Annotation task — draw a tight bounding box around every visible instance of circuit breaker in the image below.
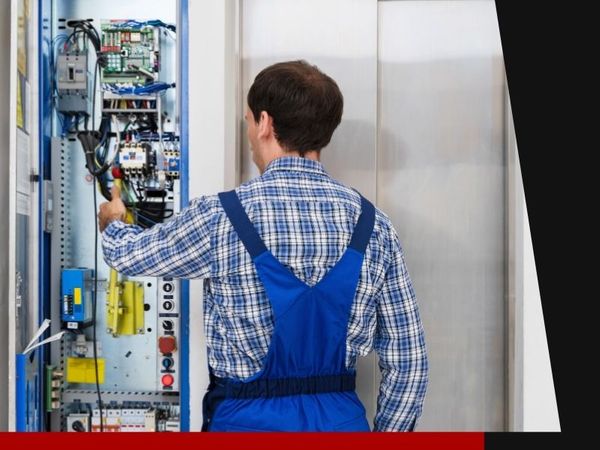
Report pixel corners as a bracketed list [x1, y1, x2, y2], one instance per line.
[38, 0, 187, 432]
[56, 52, 89, 114]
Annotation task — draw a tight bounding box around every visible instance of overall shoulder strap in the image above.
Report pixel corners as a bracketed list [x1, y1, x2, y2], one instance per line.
[347, 193, 376, 254]
[218, 190, 268, 259]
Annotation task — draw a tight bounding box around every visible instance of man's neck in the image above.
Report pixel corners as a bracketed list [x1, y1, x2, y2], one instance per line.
[287, 150, 320, 161]
[259, 148, 320, 174]
[268, 149, 320, 163]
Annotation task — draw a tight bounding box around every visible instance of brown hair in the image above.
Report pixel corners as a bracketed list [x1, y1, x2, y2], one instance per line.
[247, 60, 343, 154]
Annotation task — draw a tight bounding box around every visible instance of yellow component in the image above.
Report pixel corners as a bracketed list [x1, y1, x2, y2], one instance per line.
[66, 357, 105, 384]
[106, 268, 122, 336]
[113, 178, 134, 224]
[121, 281, 145, 335]
[73, 287, 82, 305]
[124, 209, 135, 224]
[16, 76, 23, 129]
[106, 273, 145, 336]
[105, 181, 143, 336]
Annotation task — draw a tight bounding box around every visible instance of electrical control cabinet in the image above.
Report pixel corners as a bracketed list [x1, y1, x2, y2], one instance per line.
[30, 0, 189, 432]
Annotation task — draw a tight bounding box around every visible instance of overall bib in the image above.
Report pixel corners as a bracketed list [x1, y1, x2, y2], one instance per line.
[202, 190, 375, 432]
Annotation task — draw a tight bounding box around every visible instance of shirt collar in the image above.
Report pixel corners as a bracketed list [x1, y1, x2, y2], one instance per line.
[264, 156, 329, 177]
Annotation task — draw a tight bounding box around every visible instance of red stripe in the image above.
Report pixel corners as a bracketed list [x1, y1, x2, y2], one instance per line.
[0, 432, 484, 450]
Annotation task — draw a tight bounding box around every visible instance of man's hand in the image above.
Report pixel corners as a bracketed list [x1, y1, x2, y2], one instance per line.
[98, 185, 127, 232]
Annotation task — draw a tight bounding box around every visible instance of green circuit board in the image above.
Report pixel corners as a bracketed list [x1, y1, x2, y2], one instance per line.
[101, 21, 159, 84]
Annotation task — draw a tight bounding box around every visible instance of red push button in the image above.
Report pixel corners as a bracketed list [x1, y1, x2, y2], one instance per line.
[161, 374, 174, 387]
[158, 335, 177, 354]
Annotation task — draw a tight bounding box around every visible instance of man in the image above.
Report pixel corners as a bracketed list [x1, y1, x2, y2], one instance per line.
[99, 60, 428, 431]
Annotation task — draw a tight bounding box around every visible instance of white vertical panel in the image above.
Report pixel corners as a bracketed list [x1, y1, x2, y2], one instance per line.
[7, 0, 18, 432]
[7, 0, 40, 430]
[506, 93, 523, 431]
[0, 0, 12, 432]
[27, 0, 40, 372]
[187, 0, 239, 430]
[378, 1, 506, 430]
[241, 0, 379, 424]
[521, 165, 560, 431]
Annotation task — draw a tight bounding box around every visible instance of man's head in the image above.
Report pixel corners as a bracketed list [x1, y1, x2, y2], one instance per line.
[245, 60, 343, 172]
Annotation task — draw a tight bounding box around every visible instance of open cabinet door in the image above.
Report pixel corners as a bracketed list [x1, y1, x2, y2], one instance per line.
[9, 0, 41, 432]
[0, 0, 11, 433]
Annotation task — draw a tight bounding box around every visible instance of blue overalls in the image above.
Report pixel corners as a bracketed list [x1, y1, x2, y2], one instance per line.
[202, 189, 375, 432]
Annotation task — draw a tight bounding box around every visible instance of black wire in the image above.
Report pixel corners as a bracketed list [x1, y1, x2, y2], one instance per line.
[64, 30, 86, 52]
[96, 118, 111, 162]
[98, 177, 112, 201]
[65, 20, 105, 133]
[135, 214, 157, 228]
[135, 181, 145, 200]
[92, 59, 99, 131]
[66, 20, 102, 53]
[92, 179, 104, 432]
[136, 210, 165, 221]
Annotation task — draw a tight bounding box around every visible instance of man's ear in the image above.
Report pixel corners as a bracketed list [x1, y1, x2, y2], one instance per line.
[257, 110, 273, 140]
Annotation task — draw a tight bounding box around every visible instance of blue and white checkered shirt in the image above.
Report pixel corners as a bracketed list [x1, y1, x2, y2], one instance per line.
[102, 156, 428, 431]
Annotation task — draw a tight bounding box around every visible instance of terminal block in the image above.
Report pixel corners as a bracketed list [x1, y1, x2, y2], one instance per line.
[45, 365, 63, 412]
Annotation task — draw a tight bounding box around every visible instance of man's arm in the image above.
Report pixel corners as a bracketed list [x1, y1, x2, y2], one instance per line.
[373, 229, 428, 431]
[100, 195, 215, 278]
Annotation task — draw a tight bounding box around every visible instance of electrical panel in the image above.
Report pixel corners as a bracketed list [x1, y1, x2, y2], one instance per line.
[45, 2, 184, 432]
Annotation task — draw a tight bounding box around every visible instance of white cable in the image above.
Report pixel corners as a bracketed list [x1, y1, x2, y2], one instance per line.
[106, 114, 122, 167]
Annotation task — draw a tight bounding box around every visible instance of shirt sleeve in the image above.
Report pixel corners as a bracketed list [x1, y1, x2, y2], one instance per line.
[373, 227, 429, 431]
[101, 196, 216, 279]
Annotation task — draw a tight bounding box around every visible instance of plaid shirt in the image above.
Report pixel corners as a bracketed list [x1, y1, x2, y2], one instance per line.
[102, 156, 428, 431]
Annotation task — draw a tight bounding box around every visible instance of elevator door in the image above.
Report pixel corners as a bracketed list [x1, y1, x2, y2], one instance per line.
[240, 0, 507, 430]
[377, 0, 506, 430]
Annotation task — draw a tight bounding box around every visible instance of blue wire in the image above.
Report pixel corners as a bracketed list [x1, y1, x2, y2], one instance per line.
[105, 82, 175, 96]
[111, 19, 175, 32]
